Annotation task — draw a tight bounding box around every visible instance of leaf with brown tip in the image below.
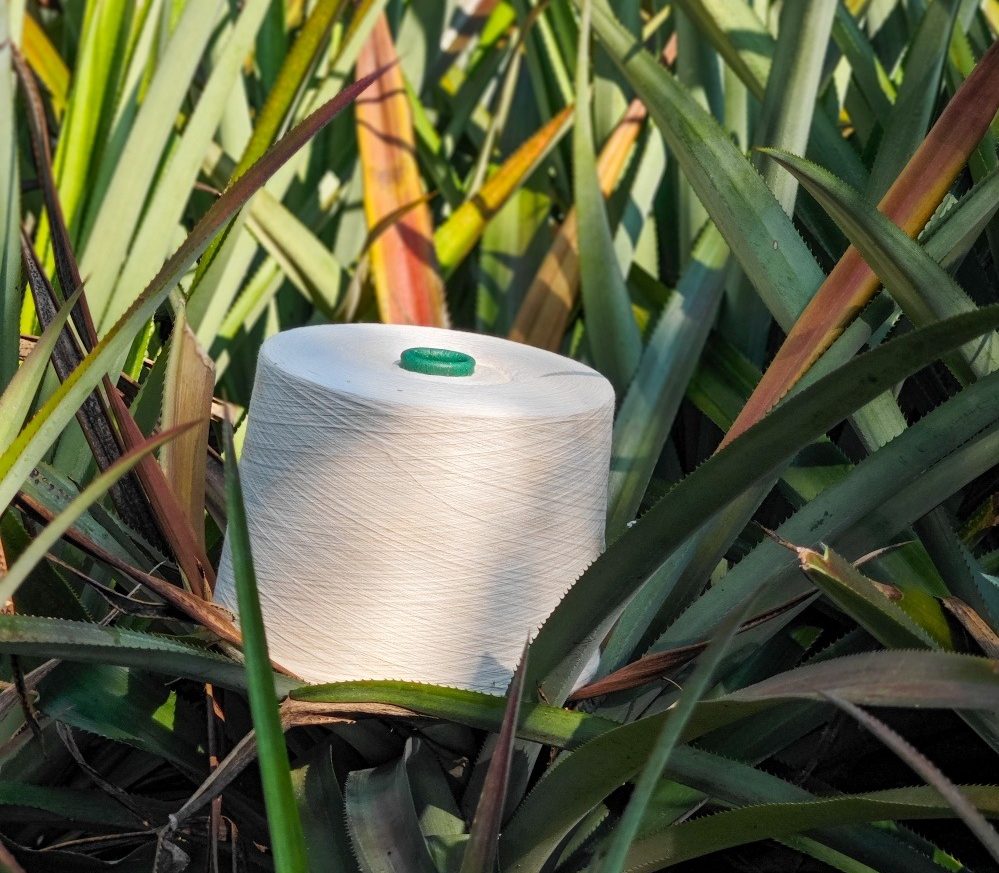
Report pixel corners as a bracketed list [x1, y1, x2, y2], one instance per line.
[356, 14, 448, 326]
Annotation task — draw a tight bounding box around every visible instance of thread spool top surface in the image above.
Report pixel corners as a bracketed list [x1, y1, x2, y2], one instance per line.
[259, 324, 613, 418]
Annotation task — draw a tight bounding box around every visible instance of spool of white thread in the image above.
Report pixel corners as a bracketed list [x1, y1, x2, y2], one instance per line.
[215, 324, 614, 693]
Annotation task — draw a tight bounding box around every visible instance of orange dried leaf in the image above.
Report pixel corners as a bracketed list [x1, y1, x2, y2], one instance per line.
[355, 14, 447, 326]
[161, 310, 215, 551]
[509, 99, 646, 350]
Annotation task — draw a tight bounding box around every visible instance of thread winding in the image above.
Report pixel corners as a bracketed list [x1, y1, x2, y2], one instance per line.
[215, 324, 614, 693]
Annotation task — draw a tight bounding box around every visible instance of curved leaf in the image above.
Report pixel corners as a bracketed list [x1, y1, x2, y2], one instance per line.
[764, 148, 999, 381]
[526, 306, 999, 703]
[623, 785, 999, 871]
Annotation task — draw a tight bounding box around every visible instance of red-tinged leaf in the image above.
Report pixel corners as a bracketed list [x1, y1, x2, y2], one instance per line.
[0, 421, 198, 606]
[459, 644, 527, 873]
[509, 100, 646, 350]
[567, 591, 816, 702]
[0, 841, 27, 873]
[16, 489, 245, 649]
[436, 105, 575, 278]
[721, 40, 999, 448]
[355, 14, 448, 326]
[16, 49, 219, 594]
[105, 387, 216, 598]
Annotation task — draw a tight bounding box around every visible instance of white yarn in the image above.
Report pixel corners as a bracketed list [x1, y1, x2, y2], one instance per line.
[215, 324, 614, 694]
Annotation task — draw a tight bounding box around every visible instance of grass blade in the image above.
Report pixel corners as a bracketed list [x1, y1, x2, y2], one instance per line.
[223, 420, 308, 873]
[572, 0, 641, 393]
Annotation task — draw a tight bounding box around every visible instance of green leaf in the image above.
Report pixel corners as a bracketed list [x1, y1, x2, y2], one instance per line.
[623, 785, 999, 870]
[866, 0, 959, 200]
[0, 11, 18, 390]
[826, 696, 999, 866]
[587, 0, 822, 334]
[292, 679, 617, 750]
[191, 0, 351, 298]
[106, 0, 276, 332]
[607, 225, 728, 534]
[922, 165, 999, 272]
[655, 370, 999, 652]
[78, 0, 222, 329]
[40, 0, 131, 254]
[595, 579, 769, 873]
[764, 148, 999, 382]
[720, 0, 835, 363]
[0, 286, 83, 452]
[345, 740, 439, 873]
[295, 650, 999, 753]
[0, 614, 301, 694]
[37, 662, 203, 776]
[527, 307, 999, 704]
[500, 649, 999, 872]
[673, 0, 867, 191]
[292, 741, 358, 873]
[0, 70, 381, 516]
[830, 3, 894, 122]
[573, 1, 641, 393]
[223, 420, 308, 873]
[798, 545, 945, 650]
[0, 782, 160, 829]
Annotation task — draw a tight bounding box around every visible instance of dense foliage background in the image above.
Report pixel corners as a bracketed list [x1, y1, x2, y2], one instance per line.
[2, 0, 999, 870]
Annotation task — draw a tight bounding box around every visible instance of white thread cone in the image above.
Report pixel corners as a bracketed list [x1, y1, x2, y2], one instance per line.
[215, 324, 614, 693]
